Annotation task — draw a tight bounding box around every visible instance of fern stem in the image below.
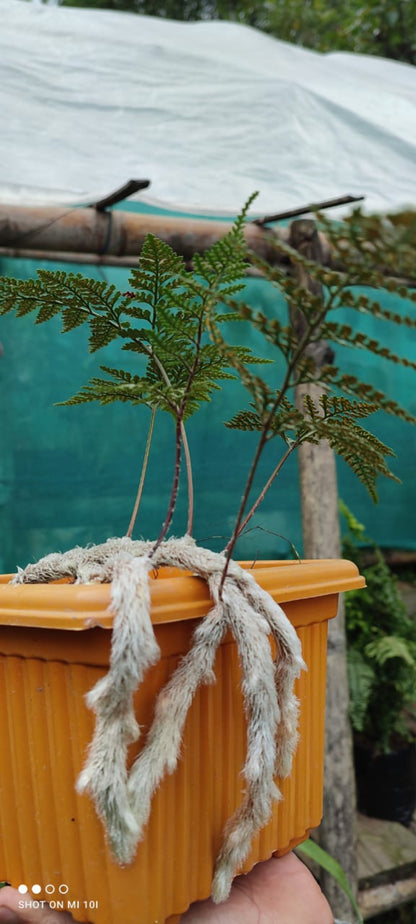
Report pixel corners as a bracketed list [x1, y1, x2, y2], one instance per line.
[232, 440, 301, 541]
[220, 428, 270, 590]
[151, 418, 182, 555]
[218, 278, 335, 590]
[125, 407, 157, 539]
[181, 422, 194, 536]
[150, 345, 198, 550]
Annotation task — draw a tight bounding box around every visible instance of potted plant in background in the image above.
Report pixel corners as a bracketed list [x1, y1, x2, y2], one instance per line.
[342, 502, 416, 827]
[0, 198, 415, 924]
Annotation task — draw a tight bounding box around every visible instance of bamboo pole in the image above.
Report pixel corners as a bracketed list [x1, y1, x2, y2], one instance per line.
[0, 246, 267, 274]
[0, 247, 149, 269]
[0, 204, 289, 265]
[1, 205, 415, 288]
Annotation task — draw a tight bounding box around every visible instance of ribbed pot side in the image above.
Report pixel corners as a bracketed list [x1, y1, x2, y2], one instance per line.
[0, 559, 364, 924]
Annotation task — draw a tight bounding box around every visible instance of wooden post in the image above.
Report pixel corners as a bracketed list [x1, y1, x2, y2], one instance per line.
[289, 219, 358, 919]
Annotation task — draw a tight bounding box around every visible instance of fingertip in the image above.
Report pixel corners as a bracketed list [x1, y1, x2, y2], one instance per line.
[0, 907, 20, 923]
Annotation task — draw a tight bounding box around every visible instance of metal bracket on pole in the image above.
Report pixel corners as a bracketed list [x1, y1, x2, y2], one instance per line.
[252, 194, 365, 227]
[92, 179, 151, 212]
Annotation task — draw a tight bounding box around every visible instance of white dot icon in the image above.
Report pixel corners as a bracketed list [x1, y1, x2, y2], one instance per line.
[18, 885, 28, 894]
[32, 885, 42, 895]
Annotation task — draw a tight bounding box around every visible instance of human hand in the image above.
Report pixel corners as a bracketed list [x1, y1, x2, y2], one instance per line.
[0, 853, 334, 924]
[180, 852, 334, 923]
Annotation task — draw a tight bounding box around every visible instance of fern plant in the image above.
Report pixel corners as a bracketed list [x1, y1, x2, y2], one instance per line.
[208, 206, 416, 568]
[0, 201, 415, 566]
[1, 199, 416, 895]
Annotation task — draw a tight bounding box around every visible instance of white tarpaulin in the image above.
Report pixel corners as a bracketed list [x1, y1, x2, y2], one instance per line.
[1, 0, 415, 216]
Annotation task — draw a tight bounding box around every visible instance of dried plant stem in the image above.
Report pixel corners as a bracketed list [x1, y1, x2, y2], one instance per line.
[125, 407, 157, 539]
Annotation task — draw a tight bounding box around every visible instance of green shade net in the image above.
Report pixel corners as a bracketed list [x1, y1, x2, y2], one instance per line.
[1, 223, 416, 574]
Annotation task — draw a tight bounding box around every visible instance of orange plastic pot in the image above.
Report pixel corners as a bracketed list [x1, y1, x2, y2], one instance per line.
[0, 559, 364, 924]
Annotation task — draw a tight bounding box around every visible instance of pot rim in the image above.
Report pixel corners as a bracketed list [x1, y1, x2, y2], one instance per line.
[0, 558, 365, 630]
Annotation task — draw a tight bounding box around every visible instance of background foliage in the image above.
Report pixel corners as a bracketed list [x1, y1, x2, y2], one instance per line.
[342, 502, 416, 752]
[59, 0, 416, 65]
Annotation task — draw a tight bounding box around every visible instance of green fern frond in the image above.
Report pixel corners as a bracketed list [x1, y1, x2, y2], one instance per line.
[121, 336, 155, 356]
[45, 273, 120, 316]
[214, 311, 245, 324]
[128, 234, 186, 313]
[0, 270, 122, 341]
[339, 291, 416, 326]
[99, 366, 142, 384]
[61, 305, 90, 333]
[302, 392, 382, 431]
[226, 396, 305, 441]
[56, 375, 153, 407]
[192, 235, 245, 283]
[329, 424, 397, 500]
[300, 394, 398, 500]
[321, 369, 416, 425]
[322, 322, 416, 370]
[89, 317, 119, 352]
[347, 649, 376, 733]
[321, 394, 380, 422]
[0, 275, 65, 319]
[365, 636, 416, 668]
[191, 194, 256, 291]
[232, 300, 294, 355]
[229, 345, 272, 367]
[226, 410, 264, 432]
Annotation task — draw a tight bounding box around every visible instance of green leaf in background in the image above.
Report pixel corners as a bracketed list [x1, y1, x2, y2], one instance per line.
[339, 499, 366, 543]
[297, 838, 364, 924]
[365, 635, 416, 668]
[347, 648, 376, 732]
